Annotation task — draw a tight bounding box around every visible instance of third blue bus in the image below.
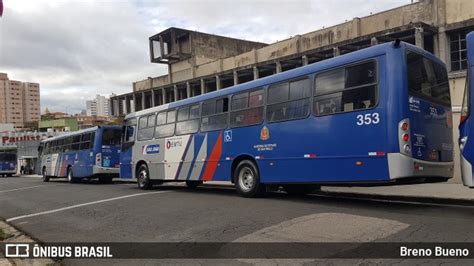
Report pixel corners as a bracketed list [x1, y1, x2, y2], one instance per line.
[37, 126, 121, 183]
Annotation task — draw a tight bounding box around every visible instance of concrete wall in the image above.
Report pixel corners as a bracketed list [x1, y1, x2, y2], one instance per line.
[446, 0, 474, 24]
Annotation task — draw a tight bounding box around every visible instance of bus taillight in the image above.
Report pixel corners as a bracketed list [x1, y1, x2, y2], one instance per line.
[399, 119, 411, 156]
[461, 114, 468, 124]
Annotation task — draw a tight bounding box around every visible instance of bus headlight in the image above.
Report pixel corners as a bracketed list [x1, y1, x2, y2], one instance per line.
[460, 136, 468, 151]
[96, 153, 102, 166]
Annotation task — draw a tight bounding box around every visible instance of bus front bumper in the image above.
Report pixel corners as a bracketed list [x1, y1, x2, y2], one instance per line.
[0, 170, 16, 174]
[460, 154, 474, 188]
[92, 165, 119, 175]
[387, 153, 453, 181]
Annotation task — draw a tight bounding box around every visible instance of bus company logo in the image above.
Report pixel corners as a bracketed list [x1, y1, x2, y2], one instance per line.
[143, 144, 160, 155]
[5, 244, 30, 258]
[166, 140, 182, 149]
[260, 126, 270, 141]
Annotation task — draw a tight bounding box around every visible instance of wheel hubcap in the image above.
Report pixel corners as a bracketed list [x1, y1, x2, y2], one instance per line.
[238, 167, 255, 192]
[139, 170, 147, 186]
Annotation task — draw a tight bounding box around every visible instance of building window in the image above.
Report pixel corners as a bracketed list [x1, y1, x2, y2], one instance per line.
[450, 30, 470, 71]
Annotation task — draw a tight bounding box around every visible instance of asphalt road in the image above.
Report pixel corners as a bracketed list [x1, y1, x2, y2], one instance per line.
[1, 175, 474, 265]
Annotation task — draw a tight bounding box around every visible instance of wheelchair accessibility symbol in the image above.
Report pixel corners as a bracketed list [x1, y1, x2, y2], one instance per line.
[224, 130, 232, 142]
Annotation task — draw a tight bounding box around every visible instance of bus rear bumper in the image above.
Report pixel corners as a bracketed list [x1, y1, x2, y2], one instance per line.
[387, 153, 453, 181]
[460, 154, 474, 188]
[92, 166, 119, 175]
[0, 170, 16, 174]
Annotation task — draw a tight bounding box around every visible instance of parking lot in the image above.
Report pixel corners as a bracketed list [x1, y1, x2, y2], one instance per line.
[1, 175, 474, 264]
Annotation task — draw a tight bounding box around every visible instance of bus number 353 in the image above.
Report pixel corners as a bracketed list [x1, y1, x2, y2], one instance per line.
[356, 113, 380, 126]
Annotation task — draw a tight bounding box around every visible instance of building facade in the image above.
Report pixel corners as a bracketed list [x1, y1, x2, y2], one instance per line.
[86, 94, 111, 117]
[111, 0, 474, 183]
[0, 73, 40, 129]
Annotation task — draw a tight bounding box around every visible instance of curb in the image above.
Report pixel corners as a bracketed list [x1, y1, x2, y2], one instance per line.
[0, 221, 57, 265]
[316, 190, 474, 207]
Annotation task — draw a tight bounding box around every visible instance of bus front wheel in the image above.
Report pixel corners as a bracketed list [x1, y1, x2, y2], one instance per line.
[234, 160, 265, 198]
[42, 168, 50, 182]
[137, 164, 152, 190]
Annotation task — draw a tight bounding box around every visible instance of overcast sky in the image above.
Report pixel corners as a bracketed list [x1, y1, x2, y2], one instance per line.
[0, 0, 413, 114]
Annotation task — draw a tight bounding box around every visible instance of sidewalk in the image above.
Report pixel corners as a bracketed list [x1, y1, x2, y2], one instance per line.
[320, 183, 474, 205]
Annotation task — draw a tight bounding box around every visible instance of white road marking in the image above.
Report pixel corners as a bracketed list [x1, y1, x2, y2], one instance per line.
[0, 185, 51, 193]
[6, 191, 170, 222]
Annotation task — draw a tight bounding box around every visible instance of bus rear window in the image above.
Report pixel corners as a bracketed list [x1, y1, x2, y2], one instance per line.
[102, 129, 121, 146]
[0, 153, 16, 161]
[407, 51, 450, 106]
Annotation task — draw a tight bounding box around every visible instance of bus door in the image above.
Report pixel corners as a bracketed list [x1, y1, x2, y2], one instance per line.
[120, 120, 136, 179]
[459, 32, 474, 188]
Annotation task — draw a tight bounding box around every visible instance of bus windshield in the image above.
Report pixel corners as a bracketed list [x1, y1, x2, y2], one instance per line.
[0, 153, 17, 161]
[407, 51, 450, 106]
[102, 128, 121, 146]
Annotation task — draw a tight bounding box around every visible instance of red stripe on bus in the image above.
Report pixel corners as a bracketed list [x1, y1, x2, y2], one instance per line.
[202, 132, 223, 181]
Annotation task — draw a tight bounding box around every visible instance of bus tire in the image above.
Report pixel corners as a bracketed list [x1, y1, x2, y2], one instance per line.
[67, 167, 77, 183]
[137, 164, 152, 190]
[185, 180, 202, 189]
[42, 168, 50, 182]
[234, 160, 265, 198]
[284, 184, 318, 196]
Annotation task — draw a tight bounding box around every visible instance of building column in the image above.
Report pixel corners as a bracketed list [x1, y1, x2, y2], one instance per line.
[173, 85, 178, 101]
[415, 26, 424, 49]
[121, 98, 127, 115]
[151, 90, 156, 107]
[302, 55, 308, 66]
[216, 76, 222, 90]
[141, 92, 146, 110]
[436, 29, 449, 65]
[253, 66, 259, 80]
[132, 93, 137, 112]
[370, 37, 378, 46]
[186, 82, 192, 98]
[275, 61, 282, 73]
[200, 79, 206, 95]
[233, 70, 238, 85]
[333, 47, 340, 57]
[162, 88, 166, 104]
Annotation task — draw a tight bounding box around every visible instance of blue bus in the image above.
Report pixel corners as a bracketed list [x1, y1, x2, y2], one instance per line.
[0, 148, 17, 177]
[38, 126, 121, 183]
[459, 32, 474, 188]
[121, 40, 453, 197]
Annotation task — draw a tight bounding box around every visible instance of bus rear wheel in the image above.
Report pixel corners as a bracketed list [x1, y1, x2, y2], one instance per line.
[185, 180, 202, 189]
[137, 164, 152, 190]
[67, 167, 77, 183]
[42, 168, 50, 182]
[234, 160, 265, 198]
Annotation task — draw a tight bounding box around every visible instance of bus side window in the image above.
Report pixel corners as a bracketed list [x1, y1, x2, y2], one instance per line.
[155, 110, 175, 138]
[266, 79, 311, 123]
[314, 61, 377, 116]
[230, 89, 264, 128]
[201, 98, 229, 132]
[176, 104, 200, 135]
[137, 114, 156, 141]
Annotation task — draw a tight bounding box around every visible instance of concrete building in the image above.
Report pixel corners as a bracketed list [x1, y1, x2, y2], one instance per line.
[110, 0, 474, 183]
[0, 73, 40, 129]
[86, 94, 111, 117]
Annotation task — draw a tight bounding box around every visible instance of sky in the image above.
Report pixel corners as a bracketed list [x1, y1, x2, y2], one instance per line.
[0, 0, 413, 114]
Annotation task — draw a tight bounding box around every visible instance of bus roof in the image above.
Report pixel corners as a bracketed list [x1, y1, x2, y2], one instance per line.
[41, 125, 121, 143]
[126, 41, 437, 119]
